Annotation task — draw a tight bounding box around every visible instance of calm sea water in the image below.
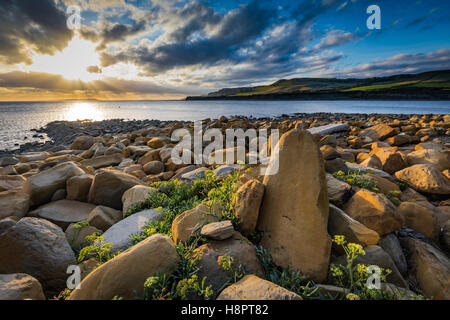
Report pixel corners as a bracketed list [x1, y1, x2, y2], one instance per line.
[0, 100, 449, 150]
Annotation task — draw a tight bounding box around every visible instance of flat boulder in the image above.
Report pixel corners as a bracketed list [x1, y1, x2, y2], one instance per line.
[23, 161, 84, 206]
[69, 234, 179, 300]
[406, 149, 450, 171]
[70, 136, 94, 150]
[0, 190, 30, 219]
[217, 275, 302, 300]
[201, 220, 234, 240]
[80, 154, 123, 169]
[101, 209, 163, 253]
[88, 169, 145, 210]
[395, 164, 450, 195]
[343, 189, 403, 236]
[258, 129, 331, 282]
[28, 200, 96, 230]
[0, 217, 76, 296]
[0, 273, 45, 300]
[360, 124, 396, 141]
[307, 123, 349, 136]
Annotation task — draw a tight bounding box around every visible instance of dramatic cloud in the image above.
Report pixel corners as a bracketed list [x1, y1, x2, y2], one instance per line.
[0, 0, 73, 64]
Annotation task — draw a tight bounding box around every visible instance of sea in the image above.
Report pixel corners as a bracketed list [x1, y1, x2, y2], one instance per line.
[0, 100, 449, 151]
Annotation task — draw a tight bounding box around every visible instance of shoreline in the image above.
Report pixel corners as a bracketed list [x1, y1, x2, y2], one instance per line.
[1, 112, 445, 157]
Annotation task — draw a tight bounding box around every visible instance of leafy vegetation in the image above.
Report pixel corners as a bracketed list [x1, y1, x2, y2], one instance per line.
[333, 170, 379, 192]
[77, 233, 117, 264]
[141, 237, 213, 300]
[128, 169, 240, 245]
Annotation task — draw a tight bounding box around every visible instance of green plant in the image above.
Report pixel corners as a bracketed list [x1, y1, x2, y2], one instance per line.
[333, 170, 379, 192]
[394, 179, 409, 191]
[385, 190, 402, 206]
[329, 235, 395, 300]
[77, 233, 116, 264]
[141, 237, 213, 300]
[217, 254, 246, 289]
[71, 220, 89, 229]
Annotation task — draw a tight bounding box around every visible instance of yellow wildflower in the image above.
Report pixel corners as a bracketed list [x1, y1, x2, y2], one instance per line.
[346, 293, 360, 300]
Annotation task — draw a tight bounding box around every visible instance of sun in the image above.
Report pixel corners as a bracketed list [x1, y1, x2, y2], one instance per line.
[64, 102, 104, 121]
[26, 35, 102, 82]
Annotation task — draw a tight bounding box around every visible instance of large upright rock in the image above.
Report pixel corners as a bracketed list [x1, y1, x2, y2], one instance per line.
[88, 169, 145, 210]
[69, 234, 179, 300]
[400, 237, 450, 299]
[22, 162, 84, 206]
[395, 164, 450, 195]
[257, 129, 331, 282]
[0, 218, 76, 296]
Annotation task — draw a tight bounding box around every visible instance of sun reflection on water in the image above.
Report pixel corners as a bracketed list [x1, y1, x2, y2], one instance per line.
[64, 103, 104, 121]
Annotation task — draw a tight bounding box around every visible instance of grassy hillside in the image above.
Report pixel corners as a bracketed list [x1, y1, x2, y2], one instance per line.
[202, 70, 450, 98]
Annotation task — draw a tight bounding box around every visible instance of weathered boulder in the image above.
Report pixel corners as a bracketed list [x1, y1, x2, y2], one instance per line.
[181, 167, 209, 181]
[258, 129, 331, 282]
[80, 154, 123, 169]
[195, 232, 264, 293]
[0, 218, 76, 296]
[441, 220, 450, 253]
[101, 209, 163, 253]
[66, 174, 93, 202]
[172, 203, 221, 244]
[360, 154, 383, 169]
[363, 173, 400, 195]
[217, 275, 302, 300]
[28, 200, 96, 230]
[0, 175, 26, 192]
[23, 161, 84, 206]
[87, 205, 123, 232]
[326, 173, 353, 208]
[395, 164, 450, 195]
[378, 234, 408, 276]
[400, 237, 450, 299]
[328, 204, 379, 246]
[70, 135, 94, 150]
[121, 185, 157, 214]
[0, 217, 17, 236]
[406, 149, 450, 171]
[396, 202, 440, 242]
[69, 234, 179, 300]
[370, 148, 407, 174]
[307, 123, 349, 136]
[343, 189, 403, 236]
[0, 273, 45, 300]
[0, 156, 19, 167]
[201, 220, 234, 240]
[88, 169, 145, 210]
[147, 137, 165, 148]
[234, 179, 264, 235]
[0, 190, 30, 219]
[143, 160, 165, 175]
[213, 165, 239, 178]
[137, 149, 161, 165]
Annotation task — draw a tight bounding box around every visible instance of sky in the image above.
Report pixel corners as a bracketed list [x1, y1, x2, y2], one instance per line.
[0, 0, 449, 100]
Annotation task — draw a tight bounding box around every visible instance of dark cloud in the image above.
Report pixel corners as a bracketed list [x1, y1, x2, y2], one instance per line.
[100, 1, 274, 74]
[80, 19, 147, 50]
[0, 0, 73, 64]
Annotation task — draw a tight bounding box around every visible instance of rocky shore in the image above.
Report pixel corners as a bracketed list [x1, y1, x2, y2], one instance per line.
[0, 112, 449, 300]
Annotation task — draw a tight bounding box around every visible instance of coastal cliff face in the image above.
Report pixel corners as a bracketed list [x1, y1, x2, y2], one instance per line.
[0, 112, 449, 300]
